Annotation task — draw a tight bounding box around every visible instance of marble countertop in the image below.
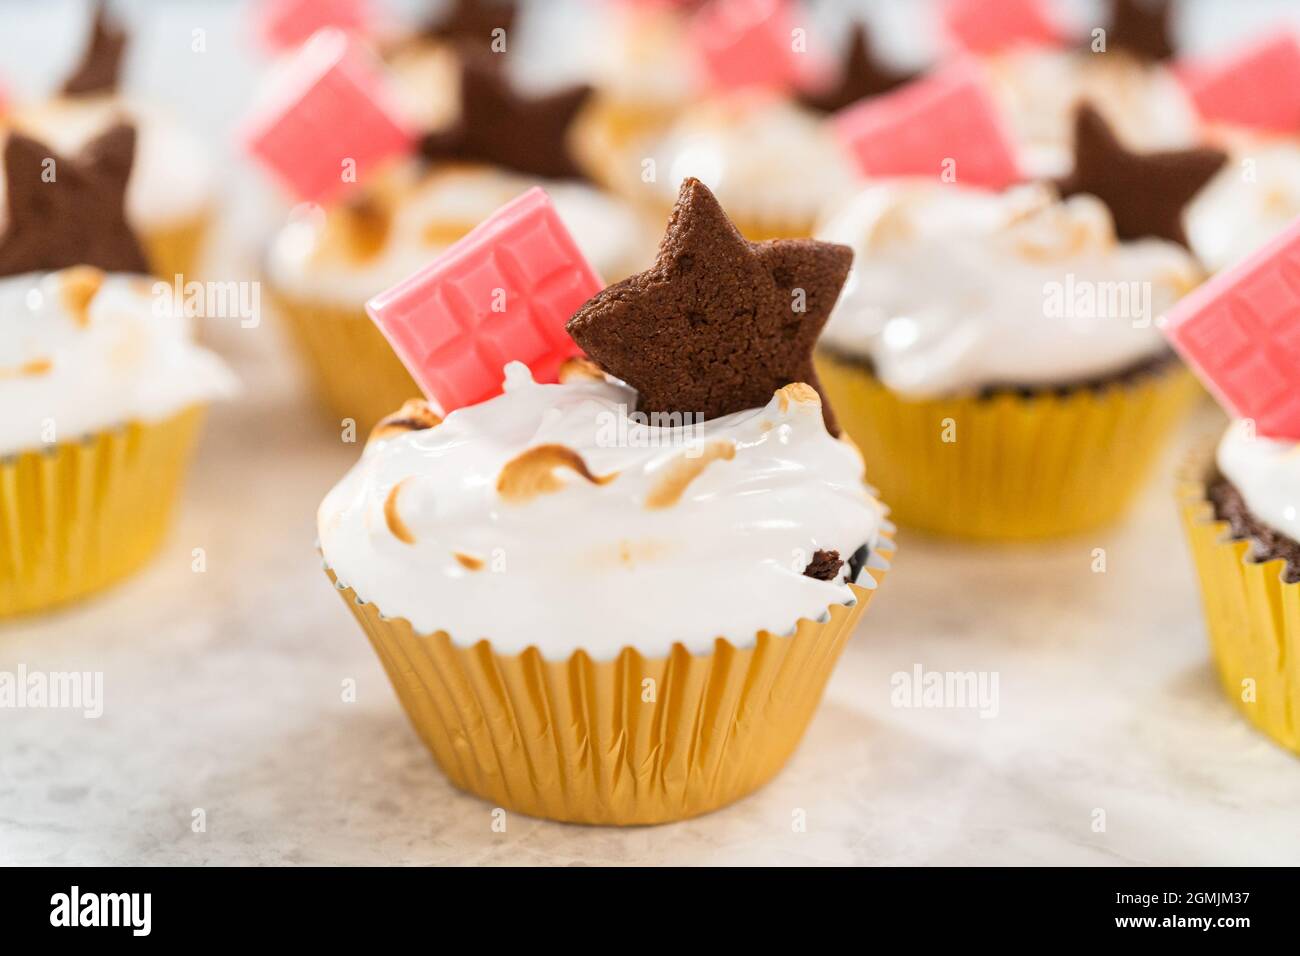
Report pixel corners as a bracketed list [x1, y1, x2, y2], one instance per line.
[5, 0, 1300, 867]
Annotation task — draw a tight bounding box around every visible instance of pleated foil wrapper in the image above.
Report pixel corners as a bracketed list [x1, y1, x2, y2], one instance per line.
[816, 350, 1199, 540]
[270, 288, 423, 436]
[0, 406, 206, 618]
[1178, 453, 1300, 755]
[325, 534, 893, 825]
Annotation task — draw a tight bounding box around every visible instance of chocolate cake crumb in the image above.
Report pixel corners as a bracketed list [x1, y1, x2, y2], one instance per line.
[1208, 473, 1300, 584]
[803, 549, 844, 581]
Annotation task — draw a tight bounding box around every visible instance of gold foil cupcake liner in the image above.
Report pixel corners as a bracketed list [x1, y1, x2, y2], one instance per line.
[271, 288, 422, 435]
[141, 208, 213, 286]
[816, 351, 1200, 539]
[1177, 453, 1300, 755]
[325, 534, 893, 825]
[0, 406, 206, 618]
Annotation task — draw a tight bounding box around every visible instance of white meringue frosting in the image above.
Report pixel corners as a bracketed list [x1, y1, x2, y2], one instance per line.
[1217, 420, 1300, 545]
[1186, 141, 1300, 274]
[264, 164, 656, 305]
[816, 181, 1202, 397]
[317, 363, 887, 659]
[982, 49, 1201, 180]
[642, 94, 859, 228]
[0, 268, 236, 456]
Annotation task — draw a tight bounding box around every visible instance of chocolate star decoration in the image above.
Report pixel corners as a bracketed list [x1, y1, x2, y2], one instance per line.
[566, 178, 851, 433]
[797, 24, 915, 115]
[1056, 104, 1224, 248]
[420, 54, 591, 180]
[0, 125, 150, 278]
[1103, 0, 1174, 62]
[422, 0, 517, 53]
[62, 1, 127, 96]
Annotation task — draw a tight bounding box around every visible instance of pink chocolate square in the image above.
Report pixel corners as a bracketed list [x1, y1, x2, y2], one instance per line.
[942, 0, 1061, 54]
[689, 0, 806, 92]
[366, 188, 605, 413]
[1163, 215, 1300, 440]
[833, 62, 1022, 191]
[1178, 33, 1300, 133]
[256, 0, 375, 52]
[242, 28, 413, 204]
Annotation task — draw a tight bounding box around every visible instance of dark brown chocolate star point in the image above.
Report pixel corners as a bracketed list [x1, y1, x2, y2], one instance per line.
[1055, 103, 1224, 248]
[420, 54, 591, 180]
[1103, 0, 1175, 62]
[422, 0, 517, 53]
[0, 125, 150, 278]
[62, 1, 127, 97]
[797, 24, 915, 115]
[565, 178, 851, 434]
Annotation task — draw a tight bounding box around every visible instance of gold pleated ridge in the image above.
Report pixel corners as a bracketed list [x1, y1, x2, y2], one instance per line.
[0, 405, 206, 618]
[270, 289, 423, 436]
[141, 209, 213, 289]
[816, 351, 1200, 540]
[1177, 452, 1300, 755]
[325, 535, 893, 825]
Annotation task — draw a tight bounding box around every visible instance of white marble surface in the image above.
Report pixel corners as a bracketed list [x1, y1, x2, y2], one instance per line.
[4, 0, 1300, 867]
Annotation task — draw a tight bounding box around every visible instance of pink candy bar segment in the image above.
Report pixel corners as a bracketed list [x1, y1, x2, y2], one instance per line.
[833, 63, 1021, 190]
[942, 0, 1060, 54]
[243, 28, 413, 204]
[1178, 33, 1300, 132]
[1163, 215, 1300, 440]
[257, 0, 374, 51]
[366, 188, 604, 414]
[689, 0, 806, 92]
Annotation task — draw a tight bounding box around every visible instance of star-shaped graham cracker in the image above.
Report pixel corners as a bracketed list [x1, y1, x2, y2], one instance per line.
[420, 53, 592, 180]
[1056, 103, 1225, 248]
[0, 125, 150, 278]
[797, 24, 915, 115]
[565, 178, 851, 434]
[1103, 0, 1174, 62]
[422, 0, 517, 51]
[62, 1, 128, 96]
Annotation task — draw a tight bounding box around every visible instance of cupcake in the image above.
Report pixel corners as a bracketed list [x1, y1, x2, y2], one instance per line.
[1180, 424, 1300, 753]
[622, 91, 862, 241]
[976, 0, 1203, 179]
[0, 126, 234, 617]
[319, 177, 892, 824]
[6, 4, 216, 283]
[265, 53, 657, 433]
[570, 0, 702, 185]
[814, 106, 1221, 538]
[1167, 214, 1300, 755]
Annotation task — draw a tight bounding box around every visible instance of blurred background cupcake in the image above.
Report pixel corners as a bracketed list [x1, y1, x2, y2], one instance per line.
[5, 3, 217, 283]
[956, 0, 1203, 179]
[0, 125, 234, 617]
[248, 20, 657, 433]
[814, 107, 1216, 538]
[1165, 217, 1300, 756]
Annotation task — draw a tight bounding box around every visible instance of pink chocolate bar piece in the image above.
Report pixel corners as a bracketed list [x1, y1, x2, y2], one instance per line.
[689, 0, 805, 92]
[942, 0, 1060, 54]
[243, 28, 413, 204]
[366, 188, 604, 414]
[257, 0, 374, 51]
[1163, 215, 1300, 440]
[1179, 33, 1300, 132]
[833, 62, 1021, 191]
